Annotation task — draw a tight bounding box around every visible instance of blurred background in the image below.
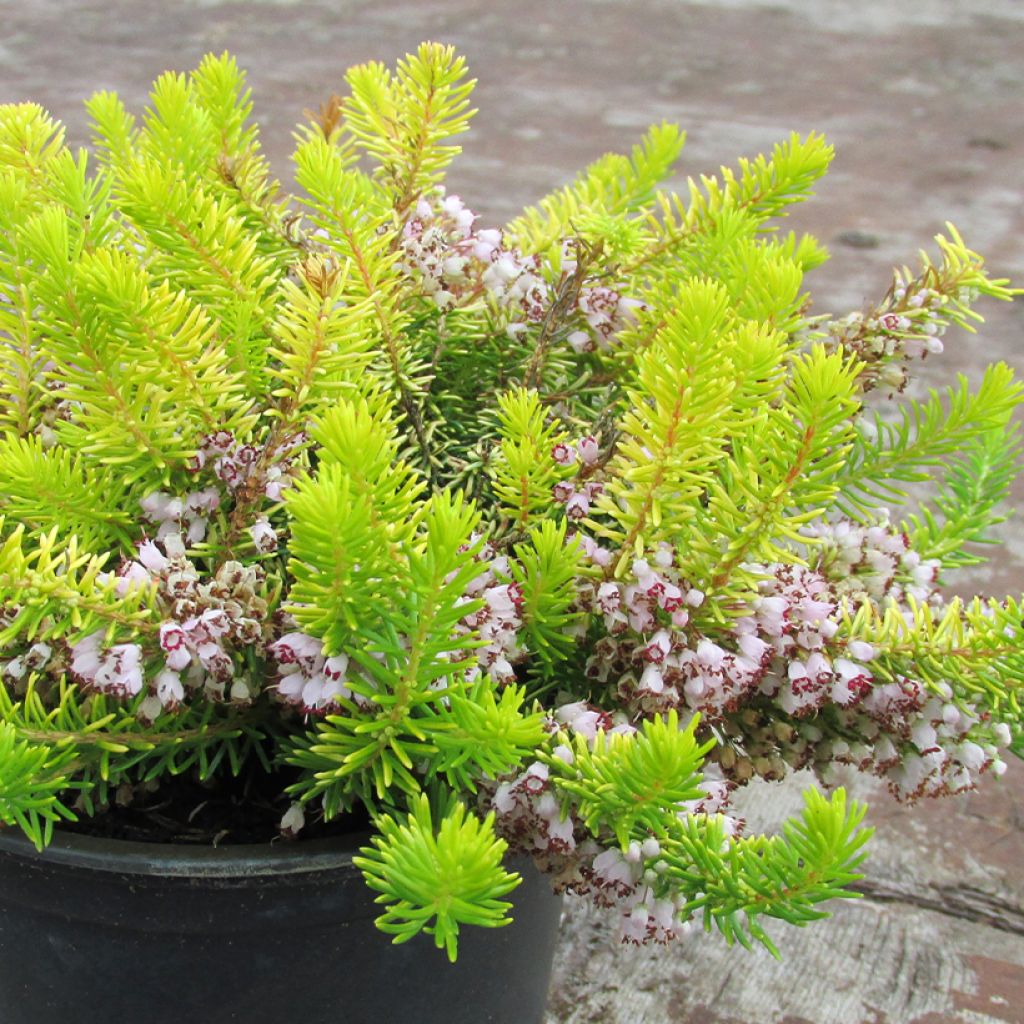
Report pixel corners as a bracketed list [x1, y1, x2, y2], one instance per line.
[3, 1, 1022, 1020]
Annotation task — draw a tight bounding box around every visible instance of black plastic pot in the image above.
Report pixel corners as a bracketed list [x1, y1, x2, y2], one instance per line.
[0, 828, 562, 1024]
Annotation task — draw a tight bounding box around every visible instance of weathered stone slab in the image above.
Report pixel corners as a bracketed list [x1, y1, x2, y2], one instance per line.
[545, 764, 1024, 1024]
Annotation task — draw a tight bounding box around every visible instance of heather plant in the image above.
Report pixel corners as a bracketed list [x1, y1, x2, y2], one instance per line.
[0, 45, 1021, 962]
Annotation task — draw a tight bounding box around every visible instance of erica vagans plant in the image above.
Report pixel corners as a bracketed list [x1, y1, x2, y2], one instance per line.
[0, 44, 1020, 959]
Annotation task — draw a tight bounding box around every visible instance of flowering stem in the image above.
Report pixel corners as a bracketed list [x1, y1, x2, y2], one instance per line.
[523, 241, 599, 390]
[215, 262, 341, 564]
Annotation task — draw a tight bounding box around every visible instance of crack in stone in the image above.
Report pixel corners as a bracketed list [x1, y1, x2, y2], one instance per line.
[856, 879, 1024, 938]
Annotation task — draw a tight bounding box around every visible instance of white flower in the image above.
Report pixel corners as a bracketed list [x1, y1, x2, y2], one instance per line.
[138, 695, 163, 723]
[230, 679, 252, 704]
[137, 540, 168, 573]
[156, 669, 184, 708]
[249, 518, 278, 553]
[92, 643, 144, 698]
[280, 803, 306, 837]
[567, 330, 592, 353]
[577, 436, 600, 465]
[69, 631, 103, 677]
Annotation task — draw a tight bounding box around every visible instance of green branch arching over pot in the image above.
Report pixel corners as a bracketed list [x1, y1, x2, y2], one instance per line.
[354, 796, 520, 963]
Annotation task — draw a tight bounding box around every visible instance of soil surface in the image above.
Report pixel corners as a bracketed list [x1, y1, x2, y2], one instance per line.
[59, 766, 369, 846]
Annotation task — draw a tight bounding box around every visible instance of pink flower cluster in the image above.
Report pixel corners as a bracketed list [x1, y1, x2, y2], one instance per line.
[572, 538, 1008, 800]
[741, 565, 877, 718]
[140, 488, 220, 544]
[1, 641, 54, 685]
[493, 757, 577, 854]
[152, 553, 268, 710]
[566, 282, 645, 355]
[849, 678, 1012, 800]
[492, 706, 736, 946]
[170, 429, 308, 554]
[580, 549, 861, 723]
[189, 428, 307, 502]
[590, 762, 738, 945]
[455, 542, 527, 686]
[806, 515, 941, 607]
[582, 837, 690, 945]
[826, 279, 947, 393]
[714, 654, 1013, 798]
[69, 536, 270, 719]
[70, 633, 145, 699]
[267, 540, 531, 714]
[398, 193, 643, 351]
[724, 671, 1013, 801]
[552, 435, 603, 520]
[398, 192, 547, 328]
[491, 742, 684, 946]
[472, 580, 525, 682]
[268, 631, 361, 714]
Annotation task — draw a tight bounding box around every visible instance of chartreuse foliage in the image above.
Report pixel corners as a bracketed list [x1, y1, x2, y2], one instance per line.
[0, 721, 78, 848]
[490, 388, 572, 527]
[509, 519, 583, 672]
[0, 46, 1019, 962]
[620, 131, 834, 287]
[359, 715, 869, 959]
[836, 364, 1022, 517]
[342, 42, 476, 215]
[902, 417, 1021, 569]
[266, 257, 377, 429]
[354, 795, 519, 962]
[0, 677, 263, 847]
[844, 596, 1024, 722]
[675, 788, 869, 955]
[553, 712, 713, 844]
[292, 127, 425, 415]
[0, 523, 156, 642]
[0, 436, 134, 550]
[284, 484, 548, 814]
[686, 344, 863, 616]
[587, 280, 742, 566]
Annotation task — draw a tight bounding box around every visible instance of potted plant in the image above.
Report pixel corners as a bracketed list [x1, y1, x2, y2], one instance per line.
[0, 42, 1020, 1024]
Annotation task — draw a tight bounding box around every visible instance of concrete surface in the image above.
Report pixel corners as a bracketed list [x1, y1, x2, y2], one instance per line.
[1, 2, 1022, 1021]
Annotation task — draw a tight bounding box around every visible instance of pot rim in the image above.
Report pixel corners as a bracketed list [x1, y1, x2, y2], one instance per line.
[0, 824, 368, 878]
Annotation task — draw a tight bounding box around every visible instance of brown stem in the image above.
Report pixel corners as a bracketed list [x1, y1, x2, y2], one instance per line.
[523, 240, 602, 391]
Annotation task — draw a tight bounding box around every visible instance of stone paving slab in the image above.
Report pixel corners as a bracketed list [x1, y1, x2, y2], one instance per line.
[2, 2, 1022, 1021]
[547, 765, 1024, 1024]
